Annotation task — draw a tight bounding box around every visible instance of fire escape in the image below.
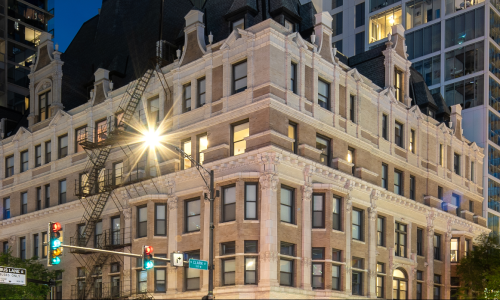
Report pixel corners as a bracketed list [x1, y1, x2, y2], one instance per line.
[69, 49, 174, 299]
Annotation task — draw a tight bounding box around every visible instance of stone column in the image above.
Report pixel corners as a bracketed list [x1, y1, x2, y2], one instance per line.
[122, 208, 132, 287]
[167, 196, 178, 294]
[367, 190, 379, 297]
[426, 212, 436, 299]
[444, 222, 452, 299]
[345, 193, 353, 295]
[258, 153, 280, 287]
[300, 165, 314, 290]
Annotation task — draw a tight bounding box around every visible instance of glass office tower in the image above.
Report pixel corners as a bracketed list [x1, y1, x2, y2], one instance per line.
[1, 0, 54, 113]
[315, 0, 500, 237]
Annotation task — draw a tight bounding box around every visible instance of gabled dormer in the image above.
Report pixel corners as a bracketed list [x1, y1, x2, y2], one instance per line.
[382, 24, 412, 107]
[27, 32, 64, 127]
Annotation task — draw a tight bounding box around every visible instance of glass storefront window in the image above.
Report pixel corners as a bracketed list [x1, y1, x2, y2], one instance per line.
[444, 75, 483, 108]
[489, 179, 500, 213]
[445, 42, 484, 81]
[445, 0, 484, 15]
[489, 110, 500, 145]
[369, 6, 402, 44]
[406, 23, 441, 59]
[490, 43, 500, 81]
[445, 6, 484, 48]
[8, 20, 42, 47]
[413, 55, 441, 87]
[489, 145, 500, 180]
[406, 0, 441, 30]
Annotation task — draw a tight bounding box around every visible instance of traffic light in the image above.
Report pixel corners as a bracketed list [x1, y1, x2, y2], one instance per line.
[142, 245, 154, 270]
[48, 222, 63, 266]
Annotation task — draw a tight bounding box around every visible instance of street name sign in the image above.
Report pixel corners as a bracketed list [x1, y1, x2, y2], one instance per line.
[0, 266, 26, 286]
[189, 259, 208, 270]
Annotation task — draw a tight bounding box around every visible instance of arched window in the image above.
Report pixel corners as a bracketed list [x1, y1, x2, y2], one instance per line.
[393, 268, 408, 300]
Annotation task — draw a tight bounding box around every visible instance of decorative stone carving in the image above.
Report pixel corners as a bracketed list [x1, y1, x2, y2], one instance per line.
[258, 152, 282, 167]
[301, 257, 312, 268]
[122, 269, 130, 278]
[123, 208, 132, 220]
[346, 195, 353, 212]
[302, 184, 313, 201]
[368, 207, 378, 221]
[259, 173, 279, 191]
[344, 179, 354, 191]
[167, 196, 178, 210]
[259, 251, 279, 262]
[9, 235, 16, 244]
[368, 270, 377, 279]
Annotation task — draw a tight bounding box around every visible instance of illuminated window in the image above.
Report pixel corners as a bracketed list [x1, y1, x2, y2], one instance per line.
[369, 7, 402, 44]
[450, 238, 459, 262]
[95, 119, 107, 142]
[75, 126, 86, 153]
[232, 121, 249, 156]
[197, 134, 208, 165]
[39, 92, 50, 121]
[288, 122, 297, 153]
[395, 69, 403, 102]
[181, 139, 191, 169]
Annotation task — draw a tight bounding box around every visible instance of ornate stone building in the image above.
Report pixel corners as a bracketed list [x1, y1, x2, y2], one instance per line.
[0, 0, 489, 299]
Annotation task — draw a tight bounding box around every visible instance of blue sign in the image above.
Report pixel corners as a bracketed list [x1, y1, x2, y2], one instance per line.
[189, 259, 208, 270]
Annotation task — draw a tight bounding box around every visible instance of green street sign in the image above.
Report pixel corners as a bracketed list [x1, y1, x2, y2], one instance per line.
[189, 259, 208, 270]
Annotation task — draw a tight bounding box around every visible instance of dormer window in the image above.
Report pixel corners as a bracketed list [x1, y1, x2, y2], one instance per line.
[394, 68, 403, 102]
[285, 19, 294, 32]
[232, 18, 244, 31]
[39, 92, 50, 121]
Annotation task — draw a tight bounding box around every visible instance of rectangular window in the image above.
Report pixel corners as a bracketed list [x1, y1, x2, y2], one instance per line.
[369, 6, 402, 41]
[113, 162, 123, 186]
[95, 119, 107, 142]
[20, 192, 27, 215]
[417, 282, 422, 299]
[417, 228, 423, 256]
[434, 234, 441, 260]
[35, 145, 42, 167]
[232, 121, 249, 156]
[288, 122, 297, 153]
[317, 79, 330, 109]
[452, 193, 460, 216]
[137, 270, 147, 294]
[42, 232, 47, 258]
[3, 241, 8, 253]
[355, 31, 365, 55]
[471, 161, 475, 182]
[352, 256, 364, 269]
[222, 185, 236, 222]
[332, 12, 343, 36]
[377, 216, 384, 246]
[433, 276, 441, 299]
[245, 240, 258, 253]
[45, 185, 50, 208]
[45, 141, 51, 163]
[222, 259, 236, 285]
[220, 242, 235, 255]
[395, 69, 403, 102]
[465, 239, 470, 257]
[316, 134, 330, 166]
[245, 183, 258, 220]
[94, 221, 102, 248]
[280, 186, 294, 223]
[377, 262, 384, 273]
[290, 63, 297, 94]
[5, 155, 14, 177]
[382, 114, 388, 140]
[197, 134, 208, 165]
[36, 187, 42, 210]
[312, 262, 324, 289]
[439, 144, 444, 166]
[3, 198, 10, 219]
[450, 238, 459, 262]
[198, 78, 206, 107]
[352, 271, 362, 295]
[410, 129, 415, 153]
[348, 147, 355, 174]
[137, 206, 147, 238]
[376, 276, 384, 298]
[395, 222, 407, 257]
[58, 180, 66, 204]
[332, 249, 341, 262]
[280, 242, 295, 256]
[20, 150, 28, 172]
[245, 257, 257, 284]
[154, 269, 166, 293]
[395, 122, 403, 147]
[312, 194, 325, 228]
[33, 234, 39, 258]
[155, 204, 167, 236]
[185, 199, 201, 232]
[312, 247, 324, 260]
[410, 175, 416, 200]
[355, 3, 365, 27]
[39, 92, 50, 121]
[111, 217, 120, 245]
[58, 135, 68, 159]
[352, 209, 363, 241]
[185, 251, 200, 290]
[332, 0, 343, 9]
[75, 126, 86, 153]
[349, 95, 355, 122]
[280, 258, 293, 286]
[454, 153, 460, 175]
[183, 83, 191, 113]
[20, 237, 26, 260]
[233, 61, 247, 94]
[181, 139, 191, 169]
[148, 96, 160, 124]
[381, 163, 388, 189]
[332, 196, 341, 231]
[332, 264, 340, 290]
[438, 186, 443, 200]
[394, 170, 403, 196]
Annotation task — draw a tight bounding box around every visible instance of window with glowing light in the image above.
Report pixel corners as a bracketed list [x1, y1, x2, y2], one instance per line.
[75, 126, 87, 153]
[39, 92, 50, 121]
[369, 7, 402, 44]
[348, 147, 355, 174]
[232, 121, 249, 156]
[245, 257, 257, 284]
[395, 69, 403, 102]
[451, 238, 459, 262]
[181, 139, 192, 169]
[410, 129, 415, 153]
[288, 122, 297, 153]
[95, 119, 107, 142]
[197, 134, 208, 165]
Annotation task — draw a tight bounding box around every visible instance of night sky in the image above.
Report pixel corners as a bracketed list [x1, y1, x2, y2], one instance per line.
[53, 0, 103, 53]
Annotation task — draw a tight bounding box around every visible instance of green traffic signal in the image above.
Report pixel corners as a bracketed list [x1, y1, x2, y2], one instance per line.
[51, 257, 61, 265]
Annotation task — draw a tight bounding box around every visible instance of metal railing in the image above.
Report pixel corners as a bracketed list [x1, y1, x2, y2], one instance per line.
[70, 228, 131, 252]
[71, 280, 153, 300]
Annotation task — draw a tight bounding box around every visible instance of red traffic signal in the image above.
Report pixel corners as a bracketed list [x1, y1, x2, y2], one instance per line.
[144, 246, 153, 255]
[51, 222, 62, 232]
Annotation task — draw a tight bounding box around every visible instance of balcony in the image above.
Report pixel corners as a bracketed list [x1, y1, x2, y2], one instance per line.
[69, 227, 131, 253]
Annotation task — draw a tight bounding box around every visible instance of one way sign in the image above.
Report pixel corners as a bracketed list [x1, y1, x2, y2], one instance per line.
[170, 253, 184, 267]
[0, 266, 26, 286]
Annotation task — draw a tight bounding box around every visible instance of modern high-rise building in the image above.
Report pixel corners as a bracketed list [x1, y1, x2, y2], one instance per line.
[313, 0, 500, 238]
[0, 0, 54, 118]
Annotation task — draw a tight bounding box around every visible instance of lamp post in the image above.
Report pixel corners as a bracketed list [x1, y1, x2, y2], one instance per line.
[164, 144, 215, 300]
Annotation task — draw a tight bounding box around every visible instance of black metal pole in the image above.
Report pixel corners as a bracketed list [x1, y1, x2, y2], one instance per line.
[208, 169, 214, 299]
